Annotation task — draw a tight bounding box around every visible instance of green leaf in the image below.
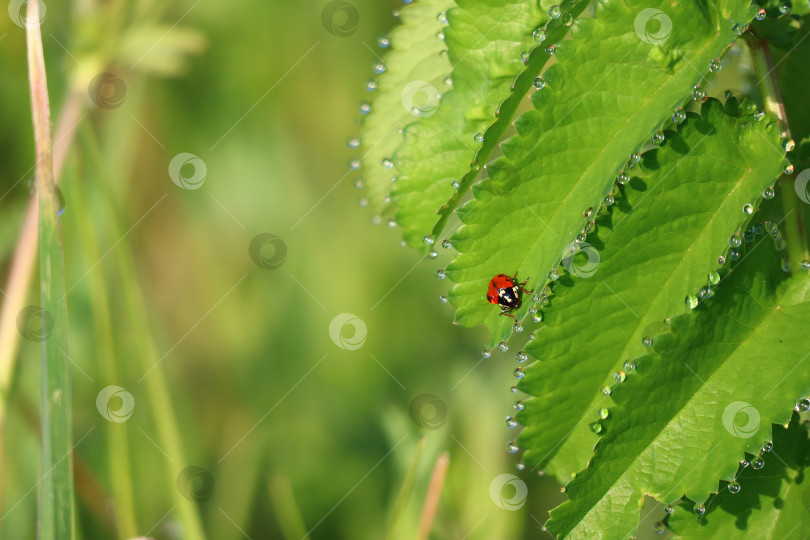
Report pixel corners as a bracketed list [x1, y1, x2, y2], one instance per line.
[665, 414, 810, 539]
[544, 227, 810, 538]
[393, 0, 546, 246]
[516, 98, 787, 480]
[358, 0, 455, 215]
[446, 0, 756, 346]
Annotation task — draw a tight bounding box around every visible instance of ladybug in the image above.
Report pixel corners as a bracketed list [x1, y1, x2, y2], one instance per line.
[487, 272, 533, 321]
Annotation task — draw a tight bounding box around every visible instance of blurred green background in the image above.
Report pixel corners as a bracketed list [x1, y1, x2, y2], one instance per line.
[0, 1, 567, 539]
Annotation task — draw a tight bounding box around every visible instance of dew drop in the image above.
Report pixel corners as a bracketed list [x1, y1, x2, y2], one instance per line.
[506, 416, 518, 428]
[482, 350, 492, 359]
[473, 132, 484, 143]
[359, 102, 371, 115]
[514, 400, 525, 411]
[728, 481, 741, 494]
[672, 108, 686, 125]
[548, 268, 559, 281]
[733, 22, 745, 35]
[604, 194, 615, 206]
[450, 180, 459, 189]
[439, 295, 448, 304]
[779, 2, 792, 15]
[358, 197, 368, 208]
[441, 238, 452, 249]
[665, 505, 674, 515]
[507, 441, 519, 453]
[382, 158, 394, 169]
[428, 250, 438, 259]
[761, 440, 773, 453]
[510, 385, 518, 393]
[437, 11, 448, 24]
[545, 44, 555, 55]
[623, 359, 636, 371]
[743, 203, 754, 215]
[751, 457, 765, 470]
[728, 234, 742, 248]
[498, 341, 509, 352]
[443, 76, 453, 87]
[783, 138, 796, 152]
[691, 85, 705, 101]
[784, 164, 795, 175]
[685, 294, 699, 310]
[796, 397, 810, 412]
[436, 269, 446, 280]
[642, 336, 653, 347]
[653, 522, 665, 535]
[532, 27, 546, 43]
[373, 62, 386, 74]
[387, 219, 397, 228]
[366, 80, 378, 92]
[513, 322, 524, 334]
[435, 30, 445, 41]
[754, 110, 765, 121]
[597, 407, 609, 420]
[756, 8, 766, 20]
[548, 5, 561, 19]
[378, 36, 390, 48]
[520, 50, 530, 64]
[354, 178, 364, 189]
[423, 235, 434, 246]
[802, 260, 810, 270]
[694, 504, 706, 516]
[516, 351, 528, 362]
[651, 131, 665, 145]
[709, 59, 722, 73]
[717, 255, 726, 265]
[763, 187, 775, 199]
[348, 137, 360, 149]
[613, 370, 626, 383]
[600, 385, 611, 396]
[583, 207, 594, 219]
[350, 159, 362, 171]
[532, 77, 546, 90]
[589, 422, 603, 434]
[513, 367, 525, 379]
[532, 312, 543, 323]
[699, 286, 713, 299]
[516, 462, 525, 471]
[616, 172, 628, 185]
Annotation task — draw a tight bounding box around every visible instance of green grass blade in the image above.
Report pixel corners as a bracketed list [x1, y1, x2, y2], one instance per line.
[26, 1, 75, 538]
[80, 126, 207, 540]
[545, 228, 810, 538]
[516, 98, 787, 480]
[446, 0, 756, 346]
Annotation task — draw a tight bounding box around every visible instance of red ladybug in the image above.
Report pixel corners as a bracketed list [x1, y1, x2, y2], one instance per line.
[487, 273, 533, 321]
